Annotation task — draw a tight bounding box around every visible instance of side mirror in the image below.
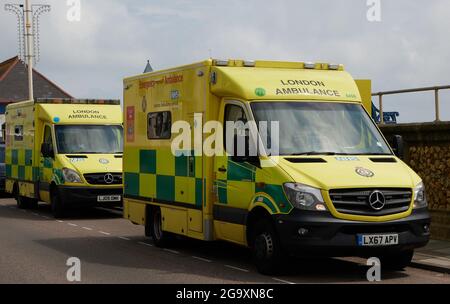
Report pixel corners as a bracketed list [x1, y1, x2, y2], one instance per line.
[392, 135, 404, 159]
[41, 143, 54, 158]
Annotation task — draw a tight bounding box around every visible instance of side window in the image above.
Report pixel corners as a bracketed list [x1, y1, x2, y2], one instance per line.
[43, 125, 54, 150]
[14, 125, 24, 141]
[147, 111, 172, 140]
[224, 104, 248, 152]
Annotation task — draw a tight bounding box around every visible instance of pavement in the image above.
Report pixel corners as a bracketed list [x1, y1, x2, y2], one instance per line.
[412, 240, 450, 273]
[0, 197, 449, 284]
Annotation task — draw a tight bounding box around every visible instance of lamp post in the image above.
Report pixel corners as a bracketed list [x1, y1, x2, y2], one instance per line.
[5, 1, 50, 101]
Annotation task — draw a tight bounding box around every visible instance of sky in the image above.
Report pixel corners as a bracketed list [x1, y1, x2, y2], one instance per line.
[1, 0, 449, 123]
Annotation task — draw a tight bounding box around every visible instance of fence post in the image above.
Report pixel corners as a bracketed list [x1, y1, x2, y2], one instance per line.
[379, 95, 384, 124]
[435, 89, 440, 122]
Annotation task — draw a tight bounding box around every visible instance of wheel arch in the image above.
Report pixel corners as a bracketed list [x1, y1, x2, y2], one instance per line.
[246, 206, 275, 247]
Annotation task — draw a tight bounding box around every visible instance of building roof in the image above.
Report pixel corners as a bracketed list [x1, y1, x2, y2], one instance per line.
[0, 56, 73, 104]
[0, 56, 19, 82]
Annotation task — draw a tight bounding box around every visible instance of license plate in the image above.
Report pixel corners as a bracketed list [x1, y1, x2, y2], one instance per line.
[357, 234, 399, 247]
[97, 195, 121, 202]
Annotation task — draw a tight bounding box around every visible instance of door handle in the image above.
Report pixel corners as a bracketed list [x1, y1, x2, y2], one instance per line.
[218, 167, 227, 173]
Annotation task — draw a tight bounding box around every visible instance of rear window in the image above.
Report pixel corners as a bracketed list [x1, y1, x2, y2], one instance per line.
[147, 111, 172, 140]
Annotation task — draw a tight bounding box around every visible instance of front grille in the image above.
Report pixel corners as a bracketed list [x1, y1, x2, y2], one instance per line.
[84, 173, 123, 185]
[329, 188, 412, 216]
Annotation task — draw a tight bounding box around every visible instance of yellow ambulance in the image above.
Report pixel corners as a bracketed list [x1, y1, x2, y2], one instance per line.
[123, 59, 430, 274]
[5, 99, 123, 218]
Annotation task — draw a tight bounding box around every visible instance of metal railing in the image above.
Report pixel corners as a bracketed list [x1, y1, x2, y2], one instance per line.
[372, 85, 450, 124]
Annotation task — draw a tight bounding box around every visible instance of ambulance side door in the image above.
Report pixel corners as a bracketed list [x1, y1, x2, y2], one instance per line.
[214, 101, 256, 242]
[39, 124, 55, 202]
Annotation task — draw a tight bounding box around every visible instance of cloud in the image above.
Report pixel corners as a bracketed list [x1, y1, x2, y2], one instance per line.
[0, 0, 449, 122]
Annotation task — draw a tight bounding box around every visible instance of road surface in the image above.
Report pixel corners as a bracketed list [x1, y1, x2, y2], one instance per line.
[0, 198, 448, 284]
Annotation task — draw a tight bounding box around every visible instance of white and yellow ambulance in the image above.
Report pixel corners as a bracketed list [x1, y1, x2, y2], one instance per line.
[5, 99, 123, 218]
[123, 59, 430, 274]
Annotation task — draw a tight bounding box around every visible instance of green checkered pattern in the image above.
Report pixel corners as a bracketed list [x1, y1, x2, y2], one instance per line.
[215, 159, 293, 214]
[6, 149, 39, 182]
[124, 148, 204, 208]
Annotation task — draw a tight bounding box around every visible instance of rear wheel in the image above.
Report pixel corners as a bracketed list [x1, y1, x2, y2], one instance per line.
[146, 206, 174, 247]
[51, 190, 66, 218]
[16, 194, 29, 209]
[14, 184, 37, 209]
[380, 250, 414, 271]
[251, 218, 285, 275]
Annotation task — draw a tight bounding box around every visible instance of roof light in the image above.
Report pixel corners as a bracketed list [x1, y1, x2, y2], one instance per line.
[304, 62, 316, 69]
[35, 98, 121, 105]
[214, 59, 229, 66]
[243, 60, 256, 67]
[328, 64, 340, 70]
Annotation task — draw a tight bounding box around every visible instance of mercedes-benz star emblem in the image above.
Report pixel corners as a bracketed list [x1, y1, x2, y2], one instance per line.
[104, 173, 114, 184]
[368, 190, 386, 211]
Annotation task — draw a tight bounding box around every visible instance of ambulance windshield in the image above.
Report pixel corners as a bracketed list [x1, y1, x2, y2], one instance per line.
[250, 102, 392, 156]
[55, 125, 123, 154]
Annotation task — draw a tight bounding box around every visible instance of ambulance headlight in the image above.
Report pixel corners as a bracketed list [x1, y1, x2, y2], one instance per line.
[62, 168, 82, 184]
[414, 182, 428, 209]
[283, 183, 328, 212]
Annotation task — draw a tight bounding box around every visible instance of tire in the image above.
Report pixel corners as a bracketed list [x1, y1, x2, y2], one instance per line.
[51, 190, 66, 218]
[146, 206, 174, 247]
[251, 218, 285, 275]
[13, 183, 39, 210]
[27, 198, 38, 209]
[379, 250, 414, 271]
[16, 194, 30, 209]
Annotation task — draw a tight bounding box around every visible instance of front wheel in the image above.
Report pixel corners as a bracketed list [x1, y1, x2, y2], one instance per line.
[251, 218, 285, 275]
[146, 206, 174, 247]
[379, 250, 414, 271]
[51, 190, 66, 218]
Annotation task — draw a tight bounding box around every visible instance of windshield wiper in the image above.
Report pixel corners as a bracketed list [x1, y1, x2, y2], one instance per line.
[289, 152, 343, 156]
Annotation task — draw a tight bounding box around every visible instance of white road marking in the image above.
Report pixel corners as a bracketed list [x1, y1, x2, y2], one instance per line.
[56, 220, 64, 223]
[68, 223, 78, 227]
[99, 231, 111, 236]
[82, 227, 93, 231]
[32, 212, 39, 216]
[224, 265, 250, 273]
[138, 241, 153, 247]
[164, 249, 180, 255]
[192, 256, 212, 263]
[119, 236, 131, 241]
[272, 277, 296, 285]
